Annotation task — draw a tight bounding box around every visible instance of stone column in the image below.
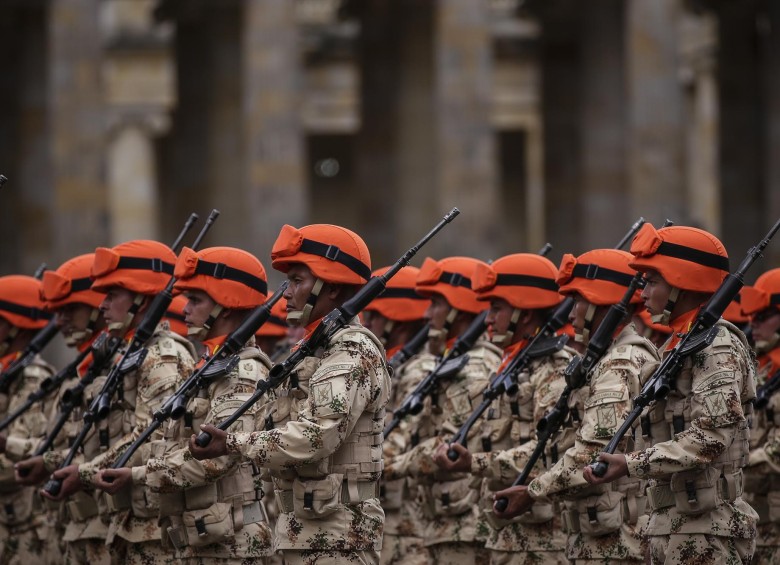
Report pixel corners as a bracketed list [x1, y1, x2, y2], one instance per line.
[765, 0, 780, 267]
[243, 0, 307, 267]
[626, 0, 686, 227]
[433, 0, 498, 259]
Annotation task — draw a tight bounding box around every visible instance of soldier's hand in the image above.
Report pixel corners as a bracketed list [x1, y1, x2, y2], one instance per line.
[40, 464, 83, 501]
[582, 453, 628, 485]
[189, 424, 228, 460]
[493, 485, 534, 519]
[15, 456, 46, 485]
[433, 442, 472, 473]
[94, 468, 132, 494]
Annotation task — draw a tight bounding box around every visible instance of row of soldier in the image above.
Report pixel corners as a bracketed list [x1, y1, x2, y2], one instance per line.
[0, 215, 777, 564]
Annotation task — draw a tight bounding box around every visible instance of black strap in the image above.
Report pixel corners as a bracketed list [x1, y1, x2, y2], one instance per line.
[378, 288, 426, 300]
[116, 256, 174, 275]
[268, 314, 287, 328]
[194, 260, 268, 295]
[571, 263, 634, 287]
[70, 277, 93, 292]
[0, 300, 52, 322]
[495, 273, 558, 292]
[656, 241, 729, 272]
[299, 239, 371, 280]
[439, 271, 471, 289]
[771, 295, 780, 307]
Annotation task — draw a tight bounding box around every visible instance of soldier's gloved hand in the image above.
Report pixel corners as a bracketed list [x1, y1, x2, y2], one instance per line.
[492, 485, 533, 519]
[189, 424, 228, 460]
[15, 456, 46, 485]
[433, 442, 472, 473]
[582, 452, 628, 485]
[94, 468, 132, 494]
[40, 464, 83, 501]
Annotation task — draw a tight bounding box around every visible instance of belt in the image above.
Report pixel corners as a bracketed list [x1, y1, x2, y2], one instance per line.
[277, 481, 379, 514]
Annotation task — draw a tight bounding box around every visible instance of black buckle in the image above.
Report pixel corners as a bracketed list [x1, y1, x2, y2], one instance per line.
[685, 480, 698, 504]
[449, 273, 464, 287]
[441, 492, 451, 507]
[481, 437, 492, 452]
[195, 517, 208, 537]
[99, 428, 109, 450]
[324, 245, 340, 261]
[570, 407, 580, 422]
[673, 415, 685, 434]
[584, 264, 599, 280]
[510, 401, 519, 417]
[213, 262, 227, 279]
[551, 444, 559, 464]
[151, 258, 163, 273]
[265, 414, 275, 431]
[641, 415, 652, 438]
[587, 506, 598, 524]
[304, 491, 314, 510]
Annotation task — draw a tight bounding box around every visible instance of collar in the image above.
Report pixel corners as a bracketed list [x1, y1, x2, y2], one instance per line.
[385, 344, 402, 361]
[665, 307, 700, 350]
[497, 338, 529, 374]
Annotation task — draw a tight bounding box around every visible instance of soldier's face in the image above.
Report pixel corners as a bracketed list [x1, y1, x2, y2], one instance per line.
[99, 287, 135, 327]
[640, 270, 673, 317]
[487, 298, 513, 336]
[425, 294, 451, 331]
[183, 289, 218, 329]
[750, 308, 780, 343]
[284, 263, 328, 325]
[569, 293, 592, 333]
[362, 310, 390, 341]
[54, 303, 93, 339]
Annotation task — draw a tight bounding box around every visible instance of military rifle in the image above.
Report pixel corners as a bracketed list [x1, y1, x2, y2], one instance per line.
[589, 217, 780, 478]
[195, 208, 460, 447]
[44, 211, 216, 496]
[754, 368, 780, 409]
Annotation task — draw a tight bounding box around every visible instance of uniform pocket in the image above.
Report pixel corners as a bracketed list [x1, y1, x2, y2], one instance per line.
[181, 501, 234, 547]
[292, 474, 343, 520]
[670, 466, 720, 515]
[430, 476, 476, 517]
[574, 491, 623, 536]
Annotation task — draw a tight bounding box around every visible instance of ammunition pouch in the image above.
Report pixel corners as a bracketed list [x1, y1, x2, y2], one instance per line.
[66, 491, 99, 522]
[275, 477, 379, 517]
[562, 490, 624, 536]
[0, 488, 35, 526]
[422, 476, 477, 518]
[647, 468, 742, 515]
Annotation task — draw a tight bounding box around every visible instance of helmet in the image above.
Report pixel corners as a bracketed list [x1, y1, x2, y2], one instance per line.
[741, 268, 780, 316]
[271, 224, 371, 285]
[0, 276, 52, 329]
[174, 247, 268, 310]
[42, 254, 104, 310]
[364, 266, 429, 322]
[629, 224, 729, 293]
[473, 254, 562, 310]
[636, 308, 673, 336]
[256, 298, 289, 338]
[557, 249, 640, 306]
[164, 294, 189, 337]
[416, 257, 487, 314]
[92, 240, 176, 295]
[723, 293, 749, 325]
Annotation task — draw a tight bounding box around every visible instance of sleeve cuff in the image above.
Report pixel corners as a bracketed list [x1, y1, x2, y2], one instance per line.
[132, 465, 146, 486]
[624, 452, 644, 478]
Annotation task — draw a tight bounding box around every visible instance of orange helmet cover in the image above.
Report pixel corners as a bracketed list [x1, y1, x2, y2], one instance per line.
[473, 253, 562, 310]
[741, 268, 780, 316]
[91, 240, 176, 295]
[0, 275, 53, 329]
[557, 249, 641, 306]
[364, 266, 430, 322]
[416, 257, 487, 314]
[42, 254, 104, 310]
[256, 297, 289, 338]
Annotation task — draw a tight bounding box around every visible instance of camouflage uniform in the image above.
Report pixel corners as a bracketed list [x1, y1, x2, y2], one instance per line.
[0, 353, 56, 565]
[625, 318, 758, 565]
[528, 325, 659, 564]
[76, 325, 196, 564]
[143, 336, 275, 563]
[469, 341, 575, 565]
[224, 321, 390, 565]
[381, 349, 437, 565]
[745, 348, 780, 565]
[383, 340, 501, 564]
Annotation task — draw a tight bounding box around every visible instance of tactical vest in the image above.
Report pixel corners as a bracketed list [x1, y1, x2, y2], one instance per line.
[641, 321, 753, 521]
[158, 346, 273, 552]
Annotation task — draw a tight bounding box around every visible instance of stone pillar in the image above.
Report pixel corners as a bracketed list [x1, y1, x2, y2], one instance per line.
[48, 0, 108, 267]
[243, 0, 307, 267]
[765, 0, 780, 267]
[434, 0, 498, 259]
[579, 0, 627, 249]
[626, 0, 686, 227]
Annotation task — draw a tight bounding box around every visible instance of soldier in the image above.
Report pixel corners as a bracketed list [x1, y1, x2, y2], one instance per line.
[382, 256, 502, 564]
[41, 239, 197, 564]
[190, 223, 390, 565]
[0, 275, 56, 564]
[362, 265, 431, 565]
[431, 253, 573, 565]
[92, 246, 275, 563]
[14, 254, 108, 565]
[582, 225, 758, 565]
[633, 308, 673, 349]
[254, 296, 293, 361]
[740, 268, 780, 564]
[492, 249, 660, 564]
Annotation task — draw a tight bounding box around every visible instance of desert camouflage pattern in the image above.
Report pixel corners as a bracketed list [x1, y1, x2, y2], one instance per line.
[624, 320, 757, 564]
[144, 337, 275, 561]
[224, 321, 390, 563]
[529, 324, 659, 562]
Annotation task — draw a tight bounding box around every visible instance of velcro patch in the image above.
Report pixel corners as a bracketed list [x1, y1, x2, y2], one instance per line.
[596, 405, 617, 429]
[703, 392, 728, 417]
[313, 381, 334, 408]
[610, 345, 632, 361]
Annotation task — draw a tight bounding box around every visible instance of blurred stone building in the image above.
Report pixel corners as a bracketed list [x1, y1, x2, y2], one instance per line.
[0, 0, 778, 280]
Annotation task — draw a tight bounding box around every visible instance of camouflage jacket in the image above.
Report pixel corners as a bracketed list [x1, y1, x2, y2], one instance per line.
[143, 337, 274, 559]
[625, 318, 757, 539]
[224, 321, 390, 553]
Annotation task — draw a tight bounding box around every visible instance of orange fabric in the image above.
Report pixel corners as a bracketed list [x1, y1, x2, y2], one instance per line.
[0, 276, 52, 329]
[164, 294, 189, 337]
[637, 309, 673, 336]
[385, 344, 402, 361]
[556, 250, 641, 306]
[292, 319, 324, 351]
[473, 254, 562, 310]
[42, 254, 104, 310]
[629, 224, 729, 293]
[557, 323, 576, 341]
[256, 298, 289, 338]
[758, 348, 780, 376]
[741, 268, 780, 315]
[76, 334, 100, 378]
[722, 293, 749, 324]
[496, 339, 529, 374]
[91, 240, 175, 295]
[0, 352, 19, 373]
[364, 266, 429, 322]
[198, 335, 228, 367]
[173, 246, 268, 309]
[416, 257, 487, 314]
[271, 224, 371, 284]
[665, 308, 699, 351]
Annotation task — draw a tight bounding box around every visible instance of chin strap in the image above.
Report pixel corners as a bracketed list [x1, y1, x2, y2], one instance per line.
[491, 308, 522, 349]
[107, 294, 145, 334]
[756, 332, 780, 355]
[651, 287, 681, 326]
[287, 278, 324, 328]
[64, 307, 101, 347]
[575, 303, 598, 347]
[188, 303, 224, 341]
[428, 306, 459, 344]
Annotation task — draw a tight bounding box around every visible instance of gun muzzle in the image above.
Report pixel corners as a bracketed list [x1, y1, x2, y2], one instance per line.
[170, 395, 189, 420]
[95, 392, 112, 421]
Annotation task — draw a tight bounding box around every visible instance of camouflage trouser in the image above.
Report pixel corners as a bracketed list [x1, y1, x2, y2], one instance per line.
[0, 524, 56, 565]
[180, 557, 271, 564]
[648, 534, 755, 565]
[64, 539, 114, 565]
[752, 546, 780, 565]
[428, 542, 490, 565]
[281, 549, 380, 564]
[490, 549, 569, 565]
[379, 533, 428, 565]
[115, 539, 177, 565]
